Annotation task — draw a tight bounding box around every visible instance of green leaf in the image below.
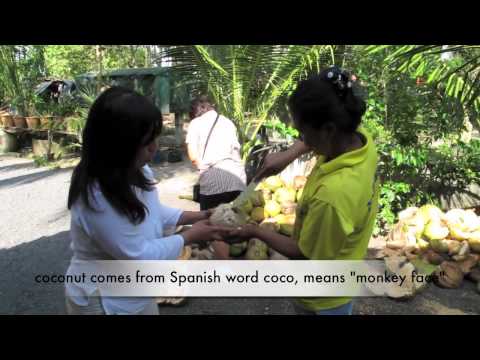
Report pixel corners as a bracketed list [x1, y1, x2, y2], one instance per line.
[410, 259, 438, 276]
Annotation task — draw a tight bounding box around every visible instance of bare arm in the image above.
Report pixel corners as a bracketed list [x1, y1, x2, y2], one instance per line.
[228, 224, 307, 259]
[255, 140, 311, 180]
[187, 144, 199, 169]
[177, 210, 209, 225]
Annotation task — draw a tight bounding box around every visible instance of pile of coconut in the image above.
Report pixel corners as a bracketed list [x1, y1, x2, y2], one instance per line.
[204, 175, 307, 260]
[375, 205, 480, 298]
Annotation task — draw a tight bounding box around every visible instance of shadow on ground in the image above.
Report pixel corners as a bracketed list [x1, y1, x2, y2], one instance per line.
[0, 231, 72, 315]
[0, 167, 73, 190]
[1, 230, 478, 315]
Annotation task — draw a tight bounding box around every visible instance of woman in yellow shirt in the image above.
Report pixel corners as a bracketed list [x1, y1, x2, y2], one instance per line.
[227, 66, 380, 315]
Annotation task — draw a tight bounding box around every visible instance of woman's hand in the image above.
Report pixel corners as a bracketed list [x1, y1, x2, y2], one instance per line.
[181, 219, 231, 245]
[177, 210, 212, 225]
[224, 224, 259, 243]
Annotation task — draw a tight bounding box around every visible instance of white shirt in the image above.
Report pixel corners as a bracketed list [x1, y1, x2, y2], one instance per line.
[65, 165, 184, 315]
[186, 110, 246, 195]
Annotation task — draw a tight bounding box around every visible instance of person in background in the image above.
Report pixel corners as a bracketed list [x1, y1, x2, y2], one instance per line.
[186, 96, 247, 259]
[226, 66, 379, 315]
[65, 87, 230, 315]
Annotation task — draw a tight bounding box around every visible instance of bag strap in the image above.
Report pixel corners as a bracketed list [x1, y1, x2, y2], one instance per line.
[202, 113, 220, 160]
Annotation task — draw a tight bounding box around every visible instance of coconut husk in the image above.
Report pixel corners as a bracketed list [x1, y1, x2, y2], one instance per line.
[421, 249, 447, 265]
[466, 267, 480, 283]
[434, 261, 464, 289]
[455, 254, 479, 274]
[386, 221, 409, 249]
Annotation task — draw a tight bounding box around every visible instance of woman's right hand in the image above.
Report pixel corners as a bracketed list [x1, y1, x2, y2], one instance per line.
[181, 219, 231, 245]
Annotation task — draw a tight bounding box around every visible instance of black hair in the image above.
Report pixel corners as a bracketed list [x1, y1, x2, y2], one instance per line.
[67, 86, 162, 224]
[288, 68, 366, 133]
[189, 95, 215, 119]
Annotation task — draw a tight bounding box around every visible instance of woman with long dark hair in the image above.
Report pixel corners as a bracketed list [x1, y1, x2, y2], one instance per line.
[65, 87, 228, 315]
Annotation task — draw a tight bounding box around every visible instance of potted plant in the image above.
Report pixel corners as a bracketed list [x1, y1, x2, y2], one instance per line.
[35, 100, 55, 130]
[24, 97, 42, 129]
[0, 105, 14, 127]
[11, 95, 27, 128]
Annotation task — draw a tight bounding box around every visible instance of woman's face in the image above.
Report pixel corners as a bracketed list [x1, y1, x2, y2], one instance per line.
[135, 137, 159, 169]
[293, 117, 330, 155]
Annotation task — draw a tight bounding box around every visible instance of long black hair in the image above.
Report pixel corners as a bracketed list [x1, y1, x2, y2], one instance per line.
[67, 86, 162, 224]
[288, 66, 366, 133]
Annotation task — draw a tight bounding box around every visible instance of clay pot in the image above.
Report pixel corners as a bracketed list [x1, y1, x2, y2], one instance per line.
[25, 116, 41, 129]
[2, 115, 14, 128]
[13, 116, 27, 128]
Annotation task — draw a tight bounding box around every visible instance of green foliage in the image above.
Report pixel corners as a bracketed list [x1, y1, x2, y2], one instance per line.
[263, 116, 299, 140]
[351, 46, 480, 234]
[0, 45, 47, 116]
[45, 45, 157, 79]
[45, 46, 95, 79]
[162, 45, 338, 159]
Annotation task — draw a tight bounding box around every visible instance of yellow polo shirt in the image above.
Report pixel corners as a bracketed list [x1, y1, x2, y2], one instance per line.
[294, 127, 380, 311]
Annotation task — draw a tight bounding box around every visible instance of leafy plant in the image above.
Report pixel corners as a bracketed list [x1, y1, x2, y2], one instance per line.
[160, 45, 339, 159]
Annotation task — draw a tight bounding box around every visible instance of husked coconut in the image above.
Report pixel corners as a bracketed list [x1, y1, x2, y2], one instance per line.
[445, 209, 480, 233]
[259, 218, 280, 232]
[252, 191, 266, 207]
[419, 204, 445, 223]
[398, 207, 419, 221]
[424, 220, 449, 241]
[274, 187, 296, 204]
[245, 238, 269, 260]
[210, 203, 247, 227]
[281, 200, 297, 215]
[264, 176, 284, 192]
[251, 207, 266, 223]
[248, 238, 269, 253]
[264, 200, 282, 218]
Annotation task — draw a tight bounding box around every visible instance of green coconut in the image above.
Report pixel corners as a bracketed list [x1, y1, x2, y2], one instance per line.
[229, 242, 248, 257]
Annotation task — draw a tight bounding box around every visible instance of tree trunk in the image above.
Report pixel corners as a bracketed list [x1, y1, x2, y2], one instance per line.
[95, 45, 104, 92]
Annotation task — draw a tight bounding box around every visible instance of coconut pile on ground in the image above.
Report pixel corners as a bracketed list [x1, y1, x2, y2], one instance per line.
[378, 204, 480, 297]
[208, 175, 307, 260]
